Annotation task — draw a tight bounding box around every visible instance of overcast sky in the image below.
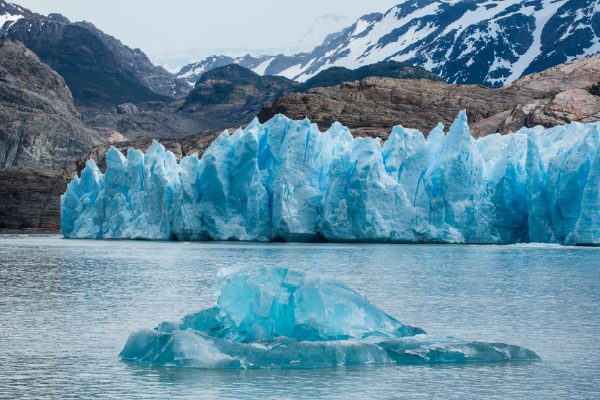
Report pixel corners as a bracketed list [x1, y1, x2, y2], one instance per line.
[15, 0, 400, 63]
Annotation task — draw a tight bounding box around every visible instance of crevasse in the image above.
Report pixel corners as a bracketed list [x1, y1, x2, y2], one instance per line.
[61, 112, 600, 245]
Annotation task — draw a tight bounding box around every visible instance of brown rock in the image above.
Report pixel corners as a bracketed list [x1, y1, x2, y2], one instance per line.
[259, 77, 545, 138]
[0, 167, 68, 233]
[512, 55, 600, 94]
[526, 89, 600, 127]
[114, 103, 139, 114]
[0, 38, 103, 169]
[260, 55, 600, 138]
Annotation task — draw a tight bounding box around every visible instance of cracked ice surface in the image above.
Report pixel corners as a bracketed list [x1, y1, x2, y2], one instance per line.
[61, 112, 600, 245]
[119, 267, 539, 369]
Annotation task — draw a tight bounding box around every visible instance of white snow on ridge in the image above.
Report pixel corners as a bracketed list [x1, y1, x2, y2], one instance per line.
[505, 0, 569, 83]
[0, 11, 22, 30]
[252, 57, 275, 76]
[352, 19, 370, 37]
[172, 0, 600, 86]
[293, 1, 442, 81]
[440, 0, 519, 39]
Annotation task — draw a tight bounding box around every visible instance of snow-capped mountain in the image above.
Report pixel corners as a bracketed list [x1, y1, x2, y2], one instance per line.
[177, 55, 275, 82]
[178, 0, 600, 87]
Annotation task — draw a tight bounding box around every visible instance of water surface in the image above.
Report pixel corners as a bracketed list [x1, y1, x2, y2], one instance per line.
[0, 236, 598, 399]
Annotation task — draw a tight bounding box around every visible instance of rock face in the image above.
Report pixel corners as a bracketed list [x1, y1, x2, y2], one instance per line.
[80, 101, 227, 142]
[0, 167, 68, 232]
[0, 1, 190, 105]
[0, 37, 102, 169]
[260, 55, 600, 137]
[0, 127, 225, 233]
[495, 55, 600, 130]
[259, 78, 542, 136]
[180, 64, 299, 127]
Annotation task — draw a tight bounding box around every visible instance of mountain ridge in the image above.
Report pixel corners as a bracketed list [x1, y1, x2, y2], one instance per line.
[0, 1, 190, 105]
[177, 0, 600, 87]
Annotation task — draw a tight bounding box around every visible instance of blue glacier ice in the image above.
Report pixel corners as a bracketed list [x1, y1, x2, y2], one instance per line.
[61, 112, 600, 245]
[120, 267, 539, 369]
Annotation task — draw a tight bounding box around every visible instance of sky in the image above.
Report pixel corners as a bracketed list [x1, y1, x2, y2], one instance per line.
[14, 0, 400, 68]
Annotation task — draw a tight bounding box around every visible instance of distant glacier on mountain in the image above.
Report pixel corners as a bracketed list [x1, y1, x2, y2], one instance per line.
[178, 0, 600, 87]
[61, 113, 600, 245]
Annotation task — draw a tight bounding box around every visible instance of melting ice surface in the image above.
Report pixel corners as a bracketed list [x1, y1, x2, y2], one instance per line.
[61, 112, 600, 245]
[120, 267, 539, 369]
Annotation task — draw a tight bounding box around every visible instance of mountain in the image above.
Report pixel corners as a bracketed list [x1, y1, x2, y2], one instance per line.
[301, 61, 440, 91]
[0, 36, 104, 233]
[259, 54, 600, 137]
[4, 53, 599, 234]
[179, 64, 299, 127]
[0, 37, 103, 169]
[179, 0, 600, 87]
[0, 1, 190, 105]
[177, 54, 274, 85]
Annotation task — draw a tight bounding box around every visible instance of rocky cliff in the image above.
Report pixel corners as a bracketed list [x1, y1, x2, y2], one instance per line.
[0, 37, 102, 169]
[0, 167, 67, 232]
[0, 126, 226, 233]
[260, 55, 600, 137]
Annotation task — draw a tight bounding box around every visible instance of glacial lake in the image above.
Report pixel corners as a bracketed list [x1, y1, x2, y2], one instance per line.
[0, 236, 599, 399]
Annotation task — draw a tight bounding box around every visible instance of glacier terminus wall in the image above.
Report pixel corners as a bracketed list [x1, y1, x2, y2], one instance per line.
[61, 112, 600, 245]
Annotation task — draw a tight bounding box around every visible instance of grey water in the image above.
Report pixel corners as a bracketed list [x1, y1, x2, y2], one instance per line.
[0, 236, 599, 399]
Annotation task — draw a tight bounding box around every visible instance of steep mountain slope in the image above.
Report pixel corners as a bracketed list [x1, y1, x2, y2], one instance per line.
[180, 0, 600, 87]
[0, 1, 190, 105]
[179, 64, 299, 126]
[0, 37, 102, 169]
[260, 54, 600, 137]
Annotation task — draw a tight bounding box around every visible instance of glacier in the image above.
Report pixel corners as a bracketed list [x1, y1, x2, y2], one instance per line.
[61, 112, 600, 245]
[120, 267, 540, 369]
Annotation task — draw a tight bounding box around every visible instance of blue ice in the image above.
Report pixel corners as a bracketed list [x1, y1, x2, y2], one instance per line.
[120, 267, 539, 369]
[61, 112, 600, 245]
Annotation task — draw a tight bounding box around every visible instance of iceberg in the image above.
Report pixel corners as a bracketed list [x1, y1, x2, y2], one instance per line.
[61, 112, 600, 245]
[120, 267, 539, 369]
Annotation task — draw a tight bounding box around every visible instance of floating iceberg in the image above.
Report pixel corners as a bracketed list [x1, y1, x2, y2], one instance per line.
[62, 112, 600, 245]
[120, 267, 539, 369]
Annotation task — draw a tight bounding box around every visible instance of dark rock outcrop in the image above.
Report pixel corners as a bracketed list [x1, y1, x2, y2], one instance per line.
[0, 167, 68, 232]
[0, 37, 103, 169]
[114, 103, 139, 115]
[180, 64, 299, 127]
[1, 1, 190, 105]
[301, 61, 440, 91]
